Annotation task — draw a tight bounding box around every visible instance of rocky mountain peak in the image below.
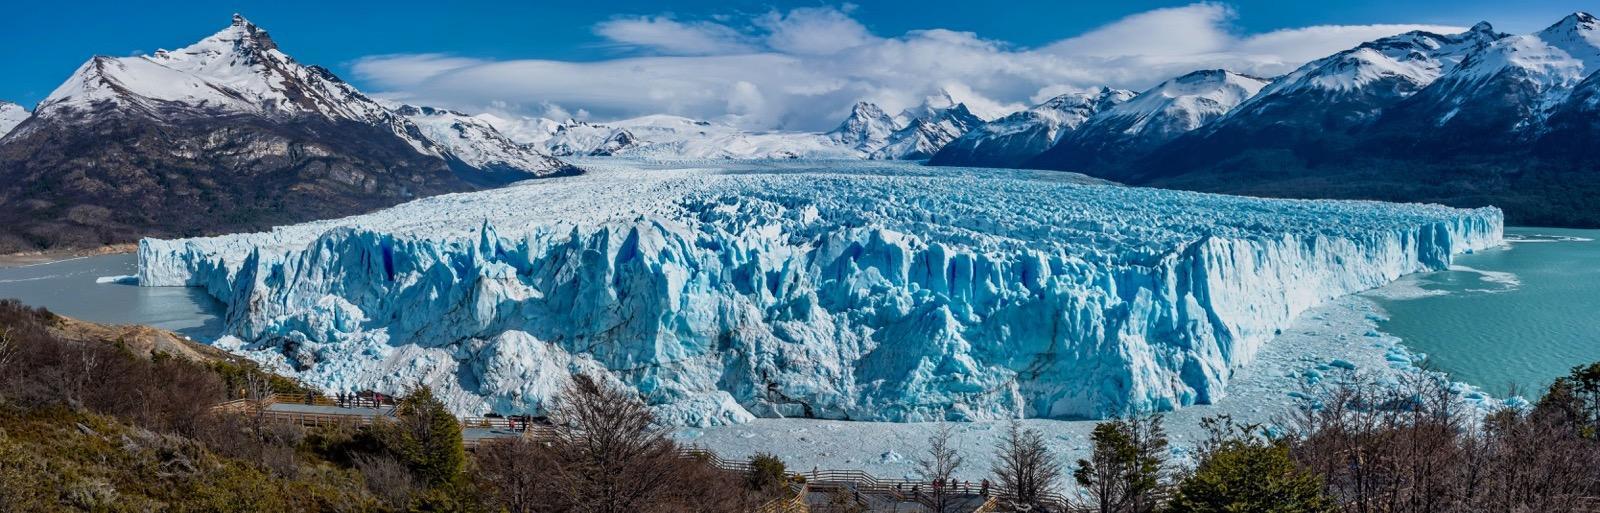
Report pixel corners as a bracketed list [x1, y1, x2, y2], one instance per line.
[829, 101, 900, 147]
[1538, 12, 1600, 51]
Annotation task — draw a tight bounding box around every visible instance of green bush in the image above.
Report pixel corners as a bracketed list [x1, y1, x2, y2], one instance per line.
[747, 452, 788, 492]
[1168, 439, 1332, 513]
[374, 385, 466, 489]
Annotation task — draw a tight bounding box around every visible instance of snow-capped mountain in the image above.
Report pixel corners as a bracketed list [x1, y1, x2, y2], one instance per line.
[28, 15, 429, 150]
[537, 120, 639, 156]
[827, 102, 901, 150]
[1026, 70, 1269, 174]
[0, 15, 570, 253]
[870, 103, 985, 160]
[394, 105, 577, 185]
[1095, 12, 1600, 228]
[929, 87, 1134, 168]
[1375, 12, 1600, 146]
[0, 101, 27, 138]
[1225, 23, 1504, 131]
[1130, 24, 1508, 183]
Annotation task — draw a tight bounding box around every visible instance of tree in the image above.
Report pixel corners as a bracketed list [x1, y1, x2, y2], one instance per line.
[473, 437, 557, 513]
[1169, 417, 1332, 513]
[918, 421, 965, 513]
[546, 374, 679, 513]
[748, 452, 788, 493]
[377, 384, 466, 489]
[1073, 415, 1168, 513]
[992, 418, 1063, 511]
[1540, 362, 1600, 439]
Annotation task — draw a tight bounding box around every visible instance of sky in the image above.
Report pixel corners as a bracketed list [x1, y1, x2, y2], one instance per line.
[0, 0, 1590, 130]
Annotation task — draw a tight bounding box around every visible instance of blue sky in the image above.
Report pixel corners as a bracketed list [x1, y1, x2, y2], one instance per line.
[1, 1, 1590, 128]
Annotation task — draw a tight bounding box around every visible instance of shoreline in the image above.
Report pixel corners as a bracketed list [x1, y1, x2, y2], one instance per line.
[0, 243, 137, 268]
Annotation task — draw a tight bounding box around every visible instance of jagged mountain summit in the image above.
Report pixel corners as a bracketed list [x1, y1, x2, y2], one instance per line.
[929, 87, 1134, 168]
[0, 15, 571, 252]
[1025, 70, 1269, 173]
[870, 103, 986, 160]
[827, 102, 901, 150]
[0, 101, 28, 138]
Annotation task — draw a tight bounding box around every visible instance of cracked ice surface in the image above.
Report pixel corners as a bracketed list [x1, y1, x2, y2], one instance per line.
[137, 159, 1503, 426]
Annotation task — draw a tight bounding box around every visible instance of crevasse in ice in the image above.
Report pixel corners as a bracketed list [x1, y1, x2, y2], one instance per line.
[138, 160, 1503, 426]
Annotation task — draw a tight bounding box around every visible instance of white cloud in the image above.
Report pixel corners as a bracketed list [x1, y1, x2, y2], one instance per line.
[756, 6, 878, 55]
[351, 4, 1464, 131]
[593, 15, 757, 55]
[1043, 3, 1238, 57]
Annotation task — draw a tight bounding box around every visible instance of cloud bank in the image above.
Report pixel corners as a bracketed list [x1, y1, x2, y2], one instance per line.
[352, 3, 1461, 131]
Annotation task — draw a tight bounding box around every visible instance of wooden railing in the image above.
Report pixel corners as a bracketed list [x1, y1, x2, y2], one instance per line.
[272, 392, 392, 409]
[753, 482, 809, 513]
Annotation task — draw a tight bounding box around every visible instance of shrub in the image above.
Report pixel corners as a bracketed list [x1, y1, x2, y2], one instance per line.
[1169, 439, 1332, 513]
[748, 452, 788, 492]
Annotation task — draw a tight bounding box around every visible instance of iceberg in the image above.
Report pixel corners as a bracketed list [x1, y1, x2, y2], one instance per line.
[138, 159, 1502, 426]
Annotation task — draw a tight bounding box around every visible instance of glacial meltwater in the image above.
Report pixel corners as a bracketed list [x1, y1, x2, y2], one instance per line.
[1366, 227, 1600, 396]
[0, 253, 223, 339]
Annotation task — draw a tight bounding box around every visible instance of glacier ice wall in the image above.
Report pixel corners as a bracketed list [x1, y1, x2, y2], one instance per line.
[139, 160, 1502, 426]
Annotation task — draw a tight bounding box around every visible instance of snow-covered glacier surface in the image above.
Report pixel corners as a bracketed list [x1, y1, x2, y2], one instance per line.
[138, 159, 1502, 426]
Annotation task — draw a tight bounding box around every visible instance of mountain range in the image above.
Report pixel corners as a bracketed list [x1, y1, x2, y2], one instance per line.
[1006, 13, 1600, 227]
[5, 13, 1600, 253]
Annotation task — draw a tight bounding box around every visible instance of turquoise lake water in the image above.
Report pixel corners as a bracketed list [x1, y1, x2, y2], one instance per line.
[1367, 227, 1600, 396]
[0, 254, 223, 339]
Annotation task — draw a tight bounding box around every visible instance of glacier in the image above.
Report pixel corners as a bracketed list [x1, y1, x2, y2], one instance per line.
[137, 159, 1502, 427]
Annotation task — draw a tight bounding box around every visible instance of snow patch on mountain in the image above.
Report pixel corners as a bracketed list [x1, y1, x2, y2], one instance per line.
[1102, 70, 1270, 136]
[138, 159, 1501, 426]
[930, 88, 1135, 167]
[1430, 13, 1600, 124]
[828, 102, 901, 150]
[871, 104, 985, 160]
[1263, 24, 1503, 97]
[0, 101, 28, 138]
[35, 15, 430, 150]
[394, 105, 574, 184]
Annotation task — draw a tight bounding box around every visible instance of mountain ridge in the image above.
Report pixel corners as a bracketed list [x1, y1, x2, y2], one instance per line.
[0, 14, 575, 253]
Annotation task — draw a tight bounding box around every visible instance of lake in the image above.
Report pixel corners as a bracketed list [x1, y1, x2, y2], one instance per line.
[0, 253, 224, 340]
[1367, 227, 1600, 396]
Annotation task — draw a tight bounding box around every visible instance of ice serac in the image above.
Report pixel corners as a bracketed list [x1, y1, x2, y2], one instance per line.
[138, 160, 1503, 427]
